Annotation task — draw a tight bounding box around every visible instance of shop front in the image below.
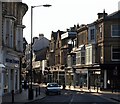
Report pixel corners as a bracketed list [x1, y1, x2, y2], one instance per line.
[74, 67, 101, 90]
[75, 69, 88, 87]
[0, 64, 5, 96]
[2, 53, 20, 95]
[100, 64, 120, 91]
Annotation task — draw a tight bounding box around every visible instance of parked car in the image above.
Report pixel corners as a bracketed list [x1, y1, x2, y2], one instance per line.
[45, 83, 61, 95]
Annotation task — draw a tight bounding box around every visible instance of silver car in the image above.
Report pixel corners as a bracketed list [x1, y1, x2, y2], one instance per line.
[45, 83, 61, 95]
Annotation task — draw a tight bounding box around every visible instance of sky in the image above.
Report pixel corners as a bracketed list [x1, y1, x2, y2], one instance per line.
[22, 0, 120, 43]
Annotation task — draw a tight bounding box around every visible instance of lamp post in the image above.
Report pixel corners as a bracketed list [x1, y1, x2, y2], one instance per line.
[28, 4, 52, 100]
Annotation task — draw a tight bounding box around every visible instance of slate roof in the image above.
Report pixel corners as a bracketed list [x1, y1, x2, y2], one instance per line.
[34, 47, 48, 61]
[106, 10, 120, 19]
[33, 37, 49, 52]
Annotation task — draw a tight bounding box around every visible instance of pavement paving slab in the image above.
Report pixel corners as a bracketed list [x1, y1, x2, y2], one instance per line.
[2, 89, 45, 104]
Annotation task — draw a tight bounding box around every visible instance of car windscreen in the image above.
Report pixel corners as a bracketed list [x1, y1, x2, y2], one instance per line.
[47, 84, 58, 87]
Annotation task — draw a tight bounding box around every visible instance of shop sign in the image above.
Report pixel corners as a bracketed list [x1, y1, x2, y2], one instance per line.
[76, 70, 87, 74]
[94, 71, 100, 74]
[5, 58, 19, 64]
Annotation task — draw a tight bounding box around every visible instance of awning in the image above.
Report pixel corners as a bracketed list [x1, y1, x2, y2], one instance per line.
[0, 64, 5, 68]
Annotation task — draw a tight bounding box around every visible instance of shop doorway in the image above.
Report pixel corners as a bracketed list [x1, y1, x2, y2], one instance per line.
[11, 69, 14, 91]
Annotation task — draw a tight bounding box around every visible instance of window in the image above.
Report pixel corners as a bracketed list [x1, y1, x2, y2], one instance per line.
[86, 46, 93, 65]
[99, 25, 102, 38]
[76, 49, 85, 65]
[111, 24, 120, 37]
[6, 20, 10, 46]
[81, 51, 85, 64]
[76, 52, 80, 65]
[86, 48, 90, 64]
[72, 54, 76, 65]
[67, 55, 71, 67]
[90, 29, 95, 40]
[6, 19, 14, 48]
[9, 20, 14, 48]
[112, 46, 120, 61]
[16, 28, 22, 51]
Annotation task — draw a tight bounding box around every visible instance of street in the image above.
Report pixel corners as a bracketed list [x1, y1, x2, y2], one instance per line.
[28, 87, 118, 104]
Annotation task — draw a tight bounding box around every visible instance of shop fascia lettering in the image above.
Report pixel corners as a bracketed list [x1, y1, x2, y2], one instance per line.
[5, 58, 19, 64]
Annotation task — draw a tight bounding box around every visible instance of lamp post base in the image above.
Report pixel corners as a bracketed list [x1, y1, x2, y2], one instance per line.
[28, 88, 34, 100]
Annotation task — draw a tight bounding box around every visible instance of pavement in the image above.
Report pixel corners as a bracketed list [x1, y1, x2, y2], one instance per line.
[1, 84, 120, 104]
[2, 84, 46, 104]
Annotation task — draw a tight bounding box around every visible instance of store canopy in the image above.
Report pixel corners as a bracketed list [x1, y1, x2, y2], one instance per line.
[0, 64, 5, 68]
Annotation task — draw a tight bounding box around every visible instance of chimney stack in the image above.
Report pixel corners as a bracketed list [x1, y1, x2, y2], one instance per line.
[97, 10, 108, 19]
[39, 34, 44, 39]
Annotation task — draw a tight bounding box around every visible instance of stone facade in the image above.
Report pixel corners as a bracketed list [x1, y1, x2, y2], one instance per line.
[46, 10, 120, 90]
[0, 2, 28, 96]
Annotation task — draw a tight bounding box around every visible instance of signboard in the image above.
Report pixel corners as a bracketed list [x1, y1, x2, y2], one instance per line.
[76, 70, 88, 74]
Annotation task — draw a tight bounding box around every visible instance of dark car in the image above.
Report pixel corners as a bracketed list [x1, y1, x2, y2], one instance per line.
[45, 83, 61, 95]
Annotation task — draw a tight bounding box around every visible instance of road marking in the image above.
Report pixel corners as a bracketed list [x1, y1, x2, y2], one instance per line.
[69, 94, 74, 104]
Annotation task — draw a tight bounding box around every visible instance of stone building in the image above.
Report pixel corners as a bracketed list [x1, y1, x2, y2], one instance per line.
[47, 10, 120, 91]
[0, 1, 28, 96]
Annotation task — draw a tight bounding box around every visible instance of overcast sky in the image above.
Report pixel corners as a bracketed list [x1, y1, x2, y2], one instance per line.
[22, 0, 120, 43]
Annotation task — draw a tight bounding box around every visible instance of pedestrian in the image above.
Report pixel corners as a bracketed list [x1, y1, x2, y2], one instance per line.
[24, 80, 27, 90]
[63, 83, 66, 89]
[79, 77, 84, 91]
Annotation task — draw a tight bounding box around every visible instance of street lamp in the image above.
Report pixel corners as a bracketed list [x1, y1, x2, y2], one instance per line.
[28, 4, 52, 100]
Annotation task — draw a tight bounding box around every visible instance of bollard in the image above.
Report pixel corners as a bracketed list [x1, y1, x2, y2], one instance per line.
[97, 83, 98, 93]
[11, 90, 14, 103]
[39, 87, 40, 95]
[36, 88, 38, 97]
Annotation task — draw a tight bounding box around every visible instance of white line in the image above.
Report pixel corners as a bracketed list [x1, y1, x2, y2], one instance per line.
[69, 94, 74, 104]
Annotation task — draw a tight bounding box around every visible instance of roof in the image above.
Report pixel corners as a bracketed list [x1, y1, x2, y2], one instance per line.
[33, 37, 49, 52]
[105, 10, 120, 20]
[34, 48, 48, 61]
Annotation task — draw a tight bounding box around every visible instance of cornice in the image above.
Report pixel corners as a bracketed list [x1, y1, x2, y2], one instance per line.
[4, 15, 17, 21]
